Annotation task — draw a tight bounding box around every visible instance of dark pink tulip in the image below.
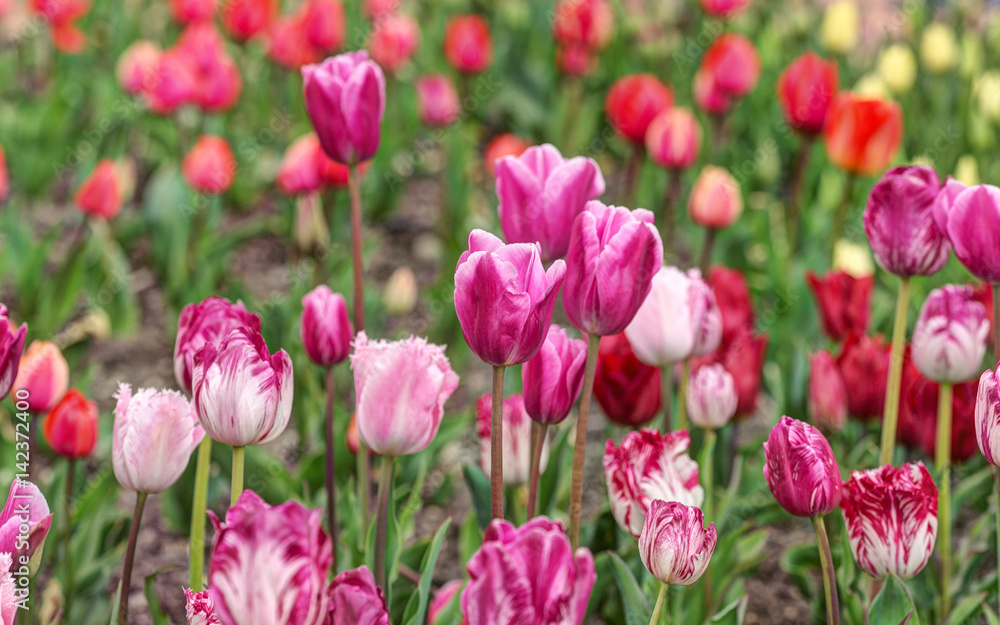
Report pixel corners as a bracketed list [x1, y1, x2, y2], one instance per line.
[700, 34, 760, 99]
[976, 364, 1000, 466]
[593, 332, 662, 426]
[563, 201, 663, 336]
[174, 296, 261, 395]
[945, 184, 1000, 283]
[476, 393, 540, 485]
[911, 285, 988, 383]
[775, 52, 839, 136]
[185, 588, 219, 625]
[639, 500, 717, 586]
[841, 463, 938, 580]
[706, 265, 754, 345]
[863, 165, 950, 277]
[0, 479, 52, 575]
[461, 518, 595, 625]
[496, 144, 605, 263]
[327, 566, 390, 625]
[0, 305, 27, 402]
[208, 490, 331, 625]
[300, 286, 353, 367]
[699, 0, 750, 17]
[428, 580, 463, 625]
[931, 176, 966, 235]
[454, 230, 566, 367]
[443, 15, 492, 75]
[763, 416, 842, 517]
[808, 351, 847, 433]
[415, 74, 460, 128]
[522, 325, 588, 424]
[836, 333, 890, 420]
[302, 51, 386, 165]
[169, 0, 215, 24]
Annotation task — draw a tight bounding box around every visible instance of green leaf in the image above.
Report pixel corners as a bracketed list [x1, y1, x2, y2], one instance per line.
[462, 465, 492, 530]
[869, 574, 915, 625]
[458, 512, 483, 565]
[607, 552, 651, 625]
[401, 518, 452, 625]
[143, 566, 178, 625]
[538, 425, 572, 516]
[108, 580, 121, 625]
[946, 591, 986, 625]
[982, 605, 1000, 625]
[710, 595, 748, 625]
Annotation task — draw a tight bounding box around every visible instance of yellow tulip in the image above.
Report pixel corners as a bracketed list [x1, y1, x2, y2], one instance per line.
[954, 155, 980, 186]
[877, 44, 917, 95]
[921, 23, 959, 74]
[833, 240, 875, 279]
[820, 0, 859, 55]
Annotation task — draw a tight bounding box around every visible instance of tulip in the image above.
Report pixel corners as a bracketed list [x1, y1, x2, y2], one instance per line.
[461, 518, 595, 625]
[443, 15, 492, 74]
[604, 74, 674, 145]
[877, 45, 917, 95]
[921, 23, 958, 74]
[706, 266, 753, 345]
[809, 351, 848, 433]
[837, 335, 889, 422]
[174, 296, 262, 395]
[276, 134, 330, 195]
[32, 0, 90, 53]
[483, 133, 528, 178]
[182, 135, 236, 194]
[368, 14, 420, 75]
[593, 332, 661, 427]
[74, 159, 126, 220]
[776, 52, 839, 136]
[696, 326, 768, 419]
[522, 325, 587, 425]
[301, 0, 345, 53]
[806, 270, 873, 343]
[362, 0, 398, 19]
[116, 40, 161, 95]
[428, 580, 462, 625]
[415, 74, 461, 128]
[167, 23, 242, 113]
[645, 107, 701, 171]
[604, 429, 703, 538]
[820, 0, 859, 54]
[899, 376, 978, 463]
[944, 184, 1000, 286]
[382, 266, 418, 315]
[763, 416, 842, 517]
[144, 48, 199, 114]
[0, 305, 27, 402]
[300, 286, 353, 368]
[0, 478, 53, 576]
[693, 66, 731, 116]
[0, 146, 7, 204]
[700, 0, 750, 16]
[495, 144, 606, 262]
[552, 0, 614, 51]
[221, 0, 275, 41]
[823, 93, 902, 177]
[328, 566, 391, 624]
[912, 285, 988, 384]
[977, 364, 1000, 467]
[639, 500, 717, 586]
[700, 34, 761, 99]
[687, 363, 737, 430]
[476, 393, 543, 486]
[0, 558, 13, 625]
[208, 490, 332, 625]
[42, 389, 97, 458]
[169, 0, 214, 23]
[13, 341, 69, 414]
[841, 463, 938, 580]
[185, 589, 219, 625]
[688, 165, 743, 230]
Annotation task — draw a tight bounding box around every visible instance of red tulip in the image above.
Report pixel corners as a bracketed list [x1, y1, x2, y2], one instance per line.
[32, 0, 90, 53]
[368, 14, 420, 74]
[221, 0, 275, 41]
[363, 0, 399, 19]
[836, 333, 890, 421]
[483, 133, 528, 178]
[604, 74, 674, 145]
[74, 160, 126, 220]
[593, 332, 661, 426]
[899, 374, 978, 463]
[700, 0, 751, 16]
[117, 41, 161, 95]
[169, 0, 215, 24]
[776, 52, 839, 136]
[699, 34, 760, 101]
[266, 0, 346, 69]
[809, 351, 848, 433]
[645, 107, 701, 171]
[806, 270, 873, 343]
[706, 265, 754, 345]
[182, 135, 236, 194]
[824, 93, 903, 176]
[556, 44, 596, 77]
[443, 15, 492, 75]
[552, 0, 614, 50]
[43, 389, 98, 459]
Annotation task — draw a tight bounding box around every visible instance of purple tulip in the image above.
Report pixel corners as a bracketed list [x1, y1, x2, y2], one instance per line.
[185, 588, 220, 625]
[563, 201, 664, 336]
[863, 165, 950, 277]
[454, 230, 566, 367]
[522, 325, 588, 424]
[944, 184, 1000, 283]
[174, 296, 262, 395]
[300, 286, 353, 367]
[496, 144, 606, 262]
[763, 416, 842, 517]
[193, 328, 294, 447]
[686, 363, 737, 430]
[327, 566, 390, 625]
[0, 305, 26, 402]
[461, 517, 595, 625]
[302, 51, 386, 165]
[976, 363, 1000, 466]
[351, 331, 459, 456]
[0, 479, 52, 576]
[112, 383, 205, 494]
[208, 490, 331, 625]
[911, 285, 989, 383]
[639, 500, 717, 586]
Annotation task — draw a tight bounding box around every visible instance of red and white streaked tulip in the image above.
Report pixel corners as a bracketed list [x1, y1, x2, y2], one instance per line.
[639, 500, 718, 586]
[461, 518, 595, 625]
[112, 384, 205, 494]
[350, 332, 458, 457]
[603, 429, 704, 538]
[476, 393, 545, 485]
[12, 340, 69, 413]
[840, 462, 938, 580]
[911, 285, 989, 384]
[522, 325, 588, 425]
[185, 588, 220, 625]
[763, 416, 843, 518]
[0, 305, 27, 402]
[193, 328, 294, 447]
[174, 296, 262, 395]
[0, 479, 52, 574]
[976, 364, 1000, 466]
[300, 285, 353, 367]
[686, 363, 738, 430]
[327, 565, 390, 624]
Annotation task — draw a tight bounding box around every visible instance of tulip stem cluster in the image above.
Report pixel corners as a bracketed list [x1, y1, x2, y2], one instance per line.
[936, 382, 953, 618]
[490, 365, 506, 520]
[374, 456, 394, 593]
[879, 276, 911, 466]
[231, 445, 245, 507]
[811, 515, 840, 625]
[648, 581, 669, 625]
[569, 334, 602, 549]
[119, 491, 148, 625]
[526, 423, 549, 520]
[348, 163, 366, 332]
[189, 437, 213, 589]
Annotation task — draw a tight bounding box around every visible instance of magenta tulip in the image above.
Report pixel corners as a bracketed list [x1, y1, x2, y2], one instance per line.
[563, 201, 664, 336]
[327, 566, 390, 625]
[687, 363, 737, 429]
[522, 325, 587, 424]
[496, 144, 606, 262]
[0, 305, 26, 402]
[174, 296, 262, 395]
[911, 285, 989, 383]
[808, 351, 848, 433]
[185, 588, 219, 625]
[943, 184, 1000, 283]
[454, 230, 566, 367]
[0, 479, 52, 575]
[476, 393, 542, 485]
[639, 500, 717, 585]
[763, 416, 842, 517]
[300, 286, 353, 367]
[415, 74, 461, 128]
[931, 176, 966, 235]
[976, 364, 1000, 466]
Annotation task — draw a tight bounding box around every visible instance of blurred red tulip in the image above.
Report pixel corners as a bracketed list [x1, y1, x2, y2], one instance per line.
[593, 332, 661, 427]
[222, 0, 275, 41]
[824, 93, 903, 176]
[605, 74, 674, 145]
[74, 160, 127, 220]
[117, 41, 161, 95]
[556, 44, 596, 76]
[701, 34, 760, 99]
[368, 14, 420, 74]
[169, 0, 215, 24]
[700, 0, 751, 16]
[0, 146, 8, 204]
[805, 270, 873, 343]
[899, 372, 978, 463]
[145, 24, 242, 113]
[182, 135, 236, 194]
[645, 107, 700, 171]
[266, 0, 345, 69]
[13, 341, 69, 414]
[363, 0, 399, 19]
[483, 133, 529, 177]
[303, 0, 345, 52]
[706, 265, 754, 345]
[552, 0, 614, 50]
[32, 0, 90, 53]
[43, 389, 98, 459]
[836, 333, 890, 421]
[776, 52, 839, 136]
[444, 15, 492, 75]
[716, 326, 768, 418]
[276, 134, 326, 195]
[693, 67, 731, 115]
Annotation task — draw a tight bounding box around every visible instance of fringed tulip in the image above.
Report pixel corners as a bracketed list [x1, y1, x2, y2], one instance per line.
[13, 341, 69, 413]
[42, 389, 97, 458]
[776, 52, 839, 136]
[639, 500, 717, 585]
[522, 325, 587, 424]
[117, 41, 161, 95]
[688, 166, 743, 229]
[706, 266, 753, 345]
[0, 479, 53, 574]
[112, 384, 204, 493]
[484, 134, 528, 178]
[182, 135, 236, 195]
[687, 363, 737, 430]
[74, 159, 126, 220]
[221, 0, 275, 41]
[809, 351, 848, 433]
[185, 589, 219, 625]
[443, 15, 492, 74]
[977, 364, 1000, 466]
[841, 463, 938, 580]
[593, 332, 661, 426]
[327, 566, 390, 624]
[174, 297, 261, 395]
[495, 144, 606, 262]
[476, 394, 543, 485]
[454, 230, 566, 366]
[300, 286, 353, 367]
[350, 332, 458, 457]
[0, 305, 27, 402]
[604, 429, 703, 538]
[823, 93, 903, 176]
[943, 184, 1000, 283]
[415, 74, 461, 128]
[912, 285, 988, 383]
[563, 201, 663, 336]
[837, 333, 890, 420]
[645, 107, 701, 171]
[763, 416, 842, 517]
[368, 15, 420, 75]
[192, 328, 293, 447]
[461, 518, 595, 625]
[604, 74, 674, 145]
[806, 270, 873, 343]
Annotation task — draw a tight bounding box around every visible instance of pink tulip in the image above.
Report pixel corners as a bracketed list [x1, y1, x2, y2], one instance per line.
[645, 107, 701, 171]
[624, 266, 722, 367]
[300, 286, 353, 367]
[193, 328, 293, 447]
[976, 364, 1000, 466]
[112, 383, 205, 493]
[327, 566, 390, 624]
[116, 40, 161, 95]
[182, 135, 236, 194]
[639, 500, 717, 585]
[221, 0, 275, 41]
[0, 479, 52, 575]
[443, 15, 492, 75]
[208, 490, 331, 625]
[0, 305, 27, 402]
[1, 555, 17, 625]
[700, 34, 760, 99]
[495, 144, 605, 263]
[688, 166, 743, 229]
[174, 297, 262, 395]
[368, 14, 420, 75]
[351, 331, 458, 456]
[943, 184, 1000, 283]
[415, 74, 461, 128]
[461, 518, 595, 625]
[808, 351, 847, 433]
[693, 67, 731, 115]
[145, 48, 199, 114]
[454, 230, 566, 366]
[687, 363, 737, 429]
[776, 52, 839, 136]
[169, 0, 215, 23]
[563, 201, 664, 336]
[12, 341, 68, 413]
[604, 429, 704, 538]
[302, 51, 386, 165]
[840, 463, 938, 580]
[522, 325, 587, 424]
[763, 416, 842, 517]
[699, 0, 750, 17]
[428, 580, 463, 625]
[185, 588, 220, 625]
[911, 285, 989, 383]
[476, 393, 542, 485]
[863, 165, 950, 277]
[74, 159, 126, 220]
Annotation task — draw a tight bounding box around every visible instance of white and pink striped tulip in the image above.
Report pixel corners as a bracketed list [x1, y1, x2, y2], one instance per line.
[976, 364, 1000, 467]
[185, 588, 219, 625]
[639, 500, 717, 585]
[911, 285, 989, 383]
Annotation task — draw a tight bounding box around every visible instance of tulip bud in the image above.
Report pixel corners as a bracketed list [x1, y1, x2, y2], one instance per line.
[74, 160, 126, 220]
[455, 230, 566, 366]
[522, 325, 587, 424]
[975, 72, 1000, 121]
[13, 341, 69, 413]
[604, 429, 704, 538]
[605, 74, 674, 145]
[368, 14, 420, 75]
[328, 565, 391, 623]
[221, 0, 275, 41]
[841, 463, 938, 580]
[824, 93, 903, 176]
[182, 135, 236, 194]
[382, 266, 418, 315]
[43, 388, 98, 459]
[954, 155, 979, 186]
[184, 588, 219, 625]
[291, 190, 328, 252]
[351, 332, 458, 457]
[837, 333, 890, 420]
[443, 15, 492, 74]
[921, 23, 959, 74]
[943, 184, 1000, 284]
[645, 107, 701, 171]
[877, 44, 917, 95]
[688, 166, 743, 229]
[639, 500, 717, 585]
[0, 479, 53, 577]
[415, 74, 461, 128]
[476, 393, 542, 485]
[820, 0, 859, 54]
[911, 285, 988, 383]
[687, 363, 737, 430]
[0, 305, 27, 402]
[116, 40, 160, 95]
[300, 286, 353, 367]
[483, 133, 528, 178]
[776, 52, 839, 136]
[428, 580, 462, 625]
[805, 270, 873, 343]
[809, 351, 848, 433]
[594, 332, 661, 426]
[174, 297, 262, 395]
[700, 34, 761, 99]
[976, 364, 1000, 466]
[699, 0, 750, 16]
[763, 416, 842, 517]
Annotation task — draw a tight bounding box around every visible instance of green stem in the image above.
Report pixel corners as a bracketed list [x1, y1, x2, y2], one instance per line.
[649, 582, 669, 625]
[358, 441, 371, 539]
[231, 446, 245, 507]
[189, 436, 212, 589]
[526, 423, 548, 520]
[348, 163, 366, 333]
[623, 148, 643, 208]
[490, 365, 506, 520]
[811, 515, 841, 625]
[786, 136, 814, 254]
[374, 456, 394, 594]
[879, 276, 911, 466]
[676, 361, 691, 432]
[698, 228, 716, 274]
[994, 468, 1000, 617]
[936, 382, 953, 618]
[569, 334, 602, 549]
[702, 430, 716, 522]
[661, 365, 672, 433]
[118, 492, 148, 625]
[324, 366, 338, 572]
[830, 174, 856, 263]
[662, 170, 683, 263]
[63, 459, 75, 620]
